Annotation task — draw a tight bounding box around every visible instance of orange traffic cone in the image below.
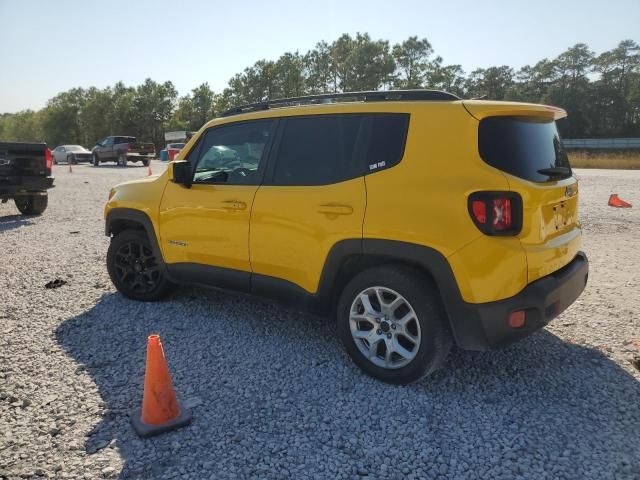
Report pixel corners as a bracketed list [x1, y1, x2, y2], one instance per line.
[147, 164, 152, 176]
[131, 334, 191, 437]
[608, 194, 632, 208]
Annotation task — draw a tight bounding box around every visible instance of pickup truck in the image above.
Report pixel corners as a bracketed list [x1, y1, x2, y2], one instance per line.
[0, 142, 54, 215]
[92, 136, 155, 167]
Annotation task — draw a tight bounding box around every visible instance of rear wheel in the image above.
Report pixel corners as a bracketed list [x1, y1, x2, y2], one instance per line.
[93, 154, 100, 166]
[117, 154, 127, 167]
[15, 194, 48, 215]
[337, 265, 452, 384]
[107, 229, 173, 301]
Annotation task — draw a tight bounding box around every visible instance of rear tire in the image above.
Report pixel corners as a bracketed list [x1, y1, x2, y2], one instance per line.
[15, 194, 48, 215]
[107, 229, 173, 301]
[337, 265, 452, 384]
[117, 154, 127, 167]
[93, 154, 100, 166]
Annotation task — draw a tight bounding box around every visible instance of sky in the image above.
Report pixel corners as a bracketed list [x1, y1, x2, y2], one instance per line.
[0, 0, 638, 113]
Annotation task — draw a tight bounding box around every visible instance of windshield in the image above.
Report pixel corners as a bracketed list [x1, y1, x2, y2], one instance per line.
[66, 145, 85, 152]
[479, 116, 572, 182]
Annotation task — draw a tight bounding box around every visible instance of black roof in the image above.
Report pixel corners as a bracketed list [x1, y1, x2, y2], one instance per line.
[220, 89, 460, 117]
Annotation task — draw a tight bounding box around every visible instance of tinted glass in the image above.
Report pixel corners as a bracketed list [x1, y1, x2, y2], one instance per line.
[116, 137, 135, 144]
[479, 117, 571, 183]
[191, 120, 274, 185]
[272, 114, 408, 186]
[362, 115, 409, 172]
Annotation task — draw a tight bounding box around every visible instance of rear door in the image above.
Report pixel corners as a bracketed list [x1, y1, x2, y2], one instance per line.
[476, 113, 580, 282]
[249, 114, 370, 294]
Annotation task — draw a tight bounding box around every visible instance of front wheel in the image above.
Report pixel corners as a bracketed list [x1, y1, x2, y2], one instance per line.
[337, 265, 452, 384]
[93, 154, 100, 166]
[15, 194, 48, 215]
[107, 229, 173, 301]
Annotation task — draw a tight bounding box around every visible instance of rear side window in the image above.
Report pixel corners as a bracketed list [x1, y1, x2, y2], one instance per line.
[115, 137, 135, 144]
[271, 114, 408, 186]
[479, 116, 571, 183]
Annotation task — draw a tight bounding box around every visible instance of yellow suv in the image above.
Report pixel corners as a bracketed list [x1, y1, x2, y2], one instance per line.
[104, 90, 588, 384]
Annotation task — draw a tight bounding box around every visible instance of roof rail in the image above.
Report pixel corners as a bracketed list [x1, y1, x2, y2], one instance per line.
[220, 89, 460, 117]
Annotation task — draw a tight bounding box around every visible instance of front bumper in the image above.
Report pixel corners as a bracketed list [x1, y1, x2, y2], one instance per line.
[450, 252, 589, 350]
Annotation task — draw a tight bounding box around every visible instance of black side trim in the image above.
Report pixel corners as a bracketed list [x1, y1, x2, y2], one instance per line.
[105, 208, 165, 274]
[168, 263, 250, 293]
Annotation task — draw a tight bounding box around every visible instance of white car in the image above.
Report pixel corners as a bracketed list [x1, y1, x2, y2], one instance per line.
[52, 145, 92, 164]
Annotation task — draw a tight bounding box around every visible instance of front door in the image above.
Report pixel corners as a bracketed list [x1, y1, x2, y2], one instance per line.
[159, 119, 276, 288]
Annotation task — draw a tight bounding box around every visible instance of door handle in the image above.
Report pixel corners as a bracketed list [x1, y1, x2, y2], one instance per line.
[317, 204, 353, 215]
[221, 200, 247, 210]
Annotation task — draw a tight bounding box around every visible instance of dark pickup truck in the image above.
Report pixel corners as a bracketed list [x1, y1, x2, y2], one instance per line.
[92, 136, 155, 167]
[0, 142, 54, 215]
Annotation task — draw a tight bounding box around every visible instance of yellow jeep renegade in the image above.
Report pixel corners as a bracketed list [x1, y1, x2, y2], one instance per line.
[104, 90, 588, 384]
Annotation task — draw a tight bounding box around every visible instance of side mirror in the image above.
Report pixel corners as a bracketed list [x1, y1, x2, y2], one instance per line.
[171, 160, 192, 187]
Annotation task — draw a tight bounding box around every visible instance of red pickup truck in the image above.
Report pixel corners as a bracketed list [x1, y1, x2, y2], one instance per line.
[91, 136, 155, 167]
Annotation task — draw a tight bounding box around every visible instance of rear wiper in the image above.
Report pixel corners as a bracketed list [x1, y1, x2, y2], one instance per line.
[537, 166, 571, 179]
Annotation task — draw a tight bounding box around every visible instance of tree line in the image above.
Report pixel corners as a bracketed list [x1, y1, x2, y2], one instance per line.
[1, 34, 638, 149]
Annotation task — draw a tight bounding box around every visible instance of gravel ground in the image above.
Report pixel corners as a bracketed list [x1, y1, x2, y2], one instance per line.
[1, 163, 639, 480]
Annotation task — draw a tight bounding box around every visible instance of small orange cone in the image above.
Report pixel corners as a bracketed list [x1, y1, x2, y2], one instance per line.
[147, 164, 152, 176]
[608, 194, 632, 208]
[131, 334, 191, 437]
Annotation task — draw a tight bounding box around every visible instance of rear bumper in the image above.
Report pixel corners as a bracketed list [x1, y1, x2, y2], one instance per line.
[450, 252, 589, 350]
[0, 176, 54, 198]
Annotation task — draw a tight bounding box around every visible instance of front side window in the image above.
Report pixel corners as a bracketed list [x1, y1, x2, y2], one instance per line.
[190, 120, 275, 185]
[271, 114, 409, 186]
[104, 138, 114, 146]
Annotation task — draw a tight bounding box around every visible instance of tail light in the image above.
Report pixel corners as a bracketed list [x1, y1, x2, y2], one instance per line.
[45, 148, 53, 175]
[468, 191, 522, 236]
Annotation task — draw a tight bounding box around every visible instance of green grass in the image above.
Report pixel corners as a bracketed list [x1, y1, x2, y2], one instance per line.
[569, 151, 640, 169]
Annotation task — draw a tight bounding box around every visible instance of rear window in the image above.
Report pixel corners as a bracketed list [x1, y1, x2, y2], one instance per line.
[478, 116, 571, 183]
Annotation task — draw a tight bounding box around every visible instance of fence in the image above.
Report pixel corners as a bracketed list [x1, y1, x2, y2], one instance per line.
[563, 138, 640, 150]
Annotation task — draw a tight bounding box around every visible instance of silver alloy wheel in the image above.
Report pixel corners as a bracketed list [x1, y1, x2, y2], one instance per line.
[349, 286, 422, 369]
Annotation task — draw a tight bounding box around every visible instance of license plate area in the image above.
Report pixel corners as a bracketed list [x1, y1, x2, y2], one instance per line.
[553, 201, 571, 231]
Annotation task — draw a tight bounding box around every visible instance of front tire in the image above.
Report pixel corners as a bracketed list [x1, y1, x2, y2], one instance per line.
[93, 154, 100, 166]
[15, 194, 48, 215]
[107, 229, 173, 301]
[337, 265, 452, 384]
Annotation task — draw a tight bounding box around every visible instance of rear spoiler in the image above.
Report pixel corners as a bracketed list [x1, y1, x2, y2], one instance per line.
[463, 100, 567, 121]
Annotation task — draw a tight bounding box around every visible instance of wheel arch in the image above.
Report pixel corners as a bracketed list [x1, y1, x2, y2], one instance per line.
[318, 238, 487, 349]
[105, 208, 164, 268]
